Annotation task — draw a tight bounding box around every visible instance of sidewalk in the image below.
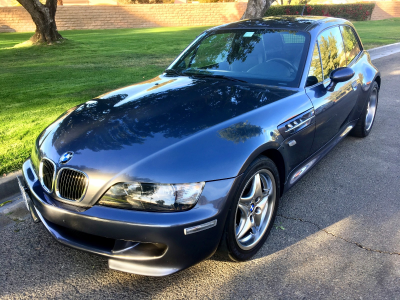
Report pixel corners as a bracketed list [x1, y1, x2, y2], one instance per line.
[367, 42, 400, 60]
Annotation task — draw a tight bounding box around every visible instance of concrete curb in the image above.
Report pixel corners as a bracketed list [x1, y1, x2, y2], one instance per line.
[0, 196, 30, 228]
[0, 42, 399, 202]
[0, 197, 25, 215]
[0, 170, 22, 202]
[367, 42, 400, 60]
[367, 42, 400, 52]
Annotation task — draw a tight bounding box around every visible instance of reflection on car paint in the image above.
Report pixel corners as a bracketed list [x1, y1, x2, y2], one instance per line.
[218, 122, 263, 144]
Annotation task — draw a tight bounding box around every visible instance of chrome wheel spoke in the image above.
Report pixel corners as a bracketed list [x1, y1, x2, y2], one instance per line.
[234, 169, 277, 251]
[238, 202, 250, 216]
[237, 215, 252, 240]
[240, 174, 262, 203]
[254, 197, 268, 227]
[253, 174, 264, 200]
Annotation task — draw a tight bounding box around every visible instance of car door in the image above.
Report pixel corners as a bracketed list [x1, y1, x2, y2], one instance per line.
[305, 26, 360, 153]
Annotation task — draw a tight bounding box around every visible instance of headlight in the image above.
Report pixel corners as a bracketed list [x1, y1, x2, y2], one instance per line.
[98, 182, 205, 212]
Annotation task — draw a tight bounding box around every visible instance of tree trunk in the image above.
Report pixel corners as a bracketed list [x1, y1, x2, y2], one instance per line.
[241, 0, 275, 19]
[17, 0, 63, 44]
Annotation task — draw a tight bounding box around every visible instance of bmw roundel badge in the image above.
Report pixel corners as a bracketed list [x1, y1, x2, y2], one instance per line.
[59, 151, 74, 164]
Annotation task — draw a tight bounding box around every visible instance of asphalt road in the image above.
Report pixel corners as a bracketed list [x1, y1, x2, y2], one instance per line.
[1, 52, 400, 300]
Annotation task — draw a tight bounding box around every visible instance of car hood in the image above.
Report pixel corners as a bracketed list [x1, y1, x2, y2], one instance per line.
[37, 75, 296, 204]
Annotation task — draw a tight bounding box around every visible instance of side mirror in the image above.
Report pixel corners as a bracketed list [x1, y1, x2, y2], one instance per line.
[306, 76, 319, 87]
[327, 67, 355, 92]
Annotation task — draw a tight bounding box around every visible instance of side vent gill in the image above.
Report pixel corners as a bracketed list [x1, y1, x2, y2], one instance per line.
[277, 109, 315, 139]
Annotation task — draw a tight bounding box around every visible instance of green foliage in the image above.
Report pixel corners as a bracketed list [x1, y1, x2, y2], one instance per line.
[117, 0, 234, 3]
[198, 0, 235, 3]
[183, 32, 261, 69]
[117, 0, 233, 3]
[117, 0, 165, 4]
[318, 31, 346, 78]
[265, 3, 375, 21]
[308, 44, 323, 82]
[341, 25, 360, 62]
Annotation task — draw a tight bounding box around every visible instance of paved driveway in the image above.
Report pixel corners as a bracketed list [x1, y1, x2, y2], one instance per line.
[1, 52, 399, 300]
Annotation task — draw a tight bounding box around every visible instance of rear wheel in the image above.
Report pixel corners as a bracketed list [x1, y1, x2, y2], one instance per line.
[351, 81, 379, 137]
[219, 156, 280, 261]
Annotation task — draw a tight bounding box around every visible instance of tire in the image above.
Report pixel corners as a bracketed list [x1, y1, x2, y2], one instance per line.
[351, 81, 379, 137]
[218, 156, 280, 261]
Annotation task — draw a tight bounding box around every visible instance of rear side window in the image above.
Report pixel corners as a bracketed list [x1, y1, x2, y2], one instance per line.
[317, 26, 346, 79]
[307, 43, 323, 84]
[340, 26, 361, 65]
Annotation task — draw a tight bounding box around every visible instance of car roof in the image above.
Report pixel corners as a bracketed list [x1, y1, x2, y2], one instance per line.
[209, 16, 347, 32]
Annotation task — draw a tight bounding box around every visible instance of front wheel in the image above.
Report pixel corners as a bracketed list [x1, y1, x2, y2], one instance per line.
[219, 156, 280, 261]
[351, 81, 379, 137]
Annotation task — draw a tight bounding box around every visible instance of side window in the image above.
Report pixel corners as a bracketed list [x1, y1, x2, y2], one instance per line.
[340, 26, 361, 65]
[318, 26, 346, 79]
[307, 43, 323, 85]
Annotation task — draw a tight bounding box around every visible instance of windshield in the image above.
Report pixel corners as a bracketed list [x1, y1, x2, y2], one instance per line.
[168, 29, 310, 87]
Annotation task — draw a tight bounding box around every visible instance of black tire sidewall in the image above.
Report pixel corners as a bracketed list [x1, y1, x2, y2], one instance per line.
[224, 156, 280, 261]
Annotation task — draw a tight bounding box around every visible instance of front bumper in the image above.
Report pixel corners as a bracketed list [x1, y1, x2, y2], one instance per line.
[22, 159, 237, 276]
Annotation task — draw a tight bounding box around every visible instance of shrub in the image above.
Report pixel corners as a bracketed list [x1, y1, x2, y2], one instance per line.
[118, 0, 233, 3]
[265, 3, 375, 21]
[118, 0, 167, 4]
[198, 0, 235, 2]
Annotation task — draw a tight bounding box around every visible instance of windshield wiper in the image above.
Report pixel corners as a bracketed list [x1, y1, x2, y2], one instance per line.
[164, 69, 181, 76]
[183, 72, 247, 83]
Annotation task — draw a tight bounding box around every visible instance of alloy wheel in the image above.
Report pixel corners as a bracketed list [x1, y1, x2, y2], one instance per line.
[234, 169, 276, 250]
[365, 88, 378, 132]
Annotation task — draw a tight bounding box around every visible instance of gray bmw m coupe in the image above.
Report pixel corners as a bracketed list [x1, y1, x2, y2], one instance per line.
[20, 16, 380, 276]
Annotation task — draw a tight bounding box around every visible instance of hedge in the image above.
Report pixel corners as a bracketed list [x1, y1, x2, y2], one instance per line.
[198, 0, 235, 3]
[118, 0, 171, 4]
[118, 0, 233, 3]
[265, 3, 375, 21]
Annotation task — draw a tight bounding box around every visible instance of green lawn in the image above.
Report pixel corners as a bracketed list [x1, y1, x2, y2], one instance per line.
[353, 18, 400, 49]
[1, 19, 400, 175]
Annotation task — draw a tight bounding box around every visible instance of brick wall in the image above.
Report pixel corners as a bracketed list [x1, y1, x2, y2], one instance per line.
[0, 3, 247, 33]
[371, 1, 400, 20]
